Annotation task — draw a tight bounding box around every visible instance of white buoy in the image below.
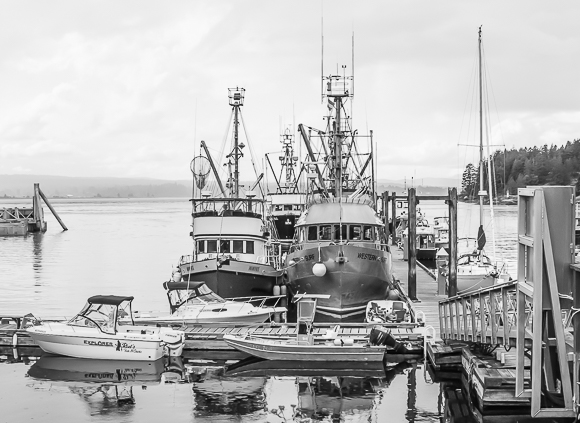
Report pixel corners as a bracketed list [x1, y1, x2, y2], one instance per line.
[312, 262, 327, 277]
[273, 285, 281, 296]
[172, 268, 182, 282]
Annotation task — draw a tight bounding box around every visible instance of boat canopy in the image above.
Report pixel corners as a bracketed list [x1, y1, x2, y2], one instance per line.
[163, 281, 206, 291]
[297, 202, 381, 226]
[87, 295, 134, 306]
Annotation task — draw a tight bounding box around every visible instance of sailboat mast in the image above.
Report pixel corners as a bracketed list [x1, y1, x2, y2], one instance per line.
[478, 26, 484, 227]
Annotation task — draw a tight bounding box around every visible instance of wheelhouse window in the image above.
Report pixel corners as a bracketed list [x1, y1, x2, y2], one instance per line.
[197, 240, 205, 253]
[298, 228, 305, 243]
[363, 226, 373, 241]
[220, 240, 230, 253]
[246, 241, 255, 254]
[349, 225, 362, 241]
[333, 224, 347, 241]
[232, 240, 244, 253]
[319, 225, 332, 241]
[307, 226, 317, 241]
[207, 240, 217, 253]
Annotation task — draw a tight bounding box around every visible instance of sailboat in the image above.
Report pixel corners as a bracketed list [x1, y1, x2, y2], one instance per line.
[177, 88, 284, 298]
[284, 66, 398, 321]
[456, 28, 510, 294]
[265, 128, 306, 254]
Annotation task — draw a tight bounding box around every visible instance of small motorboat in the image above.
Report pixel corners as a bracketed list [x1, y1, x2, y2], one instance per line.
[223, 294, 424, 362]
[27, 295, 185, 361]
[364, 300, 409, 323]
[131, 281, 287, 326]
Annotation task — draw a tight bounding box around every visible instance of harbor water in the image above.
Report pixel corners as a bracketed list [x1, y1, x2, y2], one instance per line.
[0, 197, 519, 422]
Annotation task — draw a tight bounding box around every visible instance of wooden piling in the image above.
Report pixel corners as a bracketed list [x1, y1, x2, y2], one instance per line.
[447, 187, 457, 297]
[391, 191, 397, 246]
[408, 188, 417, 300]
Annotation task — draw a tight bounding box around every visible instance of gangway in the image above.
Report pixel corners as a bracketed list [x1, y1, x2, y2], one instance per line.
[438, 186, 577, 418]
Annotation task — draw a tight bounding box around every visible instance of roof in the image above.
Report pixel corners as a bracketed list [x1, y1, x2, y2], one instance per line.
[163, 281, 206, 291]
[87, 295, 134, 306]
[297, 202, 382, 226]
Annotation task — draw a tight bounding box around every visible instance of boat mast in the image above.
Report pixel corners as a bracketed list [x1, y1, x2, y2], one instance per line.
[478, 26, 485, 230]
[227, 88, 245, 199]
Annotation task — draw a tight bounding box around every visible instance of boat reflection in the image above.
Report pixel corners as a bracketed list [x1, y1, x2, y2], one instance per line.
[27, 355, 169, 413]
[227, 358, 415, 421]
[190, 363, 267, 416]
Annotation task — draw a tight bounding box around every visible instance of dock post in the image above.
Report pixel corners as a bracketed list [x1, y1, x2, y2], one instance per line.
[383, 191, 390, 243]
[408, 188, 417, 300]
[447, 188, 457, 297]
[32, 183, 45, 231]
[391, 192, 397, 246]
[38, 187, 68, 231]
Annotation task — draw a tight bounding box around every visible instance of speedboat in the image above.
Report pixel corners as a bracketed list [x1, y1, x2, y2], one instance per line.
[27, 295, 185, 361]
[131, 280, 286, 326]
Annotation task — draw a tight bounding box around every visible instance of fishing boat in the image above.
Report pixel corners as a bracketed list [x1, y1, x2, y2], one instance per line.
[433, 216, 450, 251]
[223, 295, 424, 361]
[131, 280, 286, 326]
[456, 27, 510, 294]
[285, 66, 395, 321]
[265, 128, 306, 254]
[26, 295, 185, 361]
[177, 88, 284, 298]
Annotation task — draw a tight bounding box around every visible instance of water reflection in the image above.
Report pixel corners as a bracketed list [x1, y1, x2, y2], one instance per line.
[188, 363, 267, 416]
[26, 355, 167, 415]
[31, 233, 43, 283]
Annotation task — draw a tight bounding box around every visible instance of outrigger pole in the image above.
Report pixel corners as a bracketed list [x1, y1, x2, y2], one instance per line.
[200, 140, 227, 197]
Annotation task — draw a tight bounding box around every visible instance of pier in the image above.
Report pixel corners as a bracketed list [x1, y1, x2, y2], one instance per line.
[0, 183, 67, 236]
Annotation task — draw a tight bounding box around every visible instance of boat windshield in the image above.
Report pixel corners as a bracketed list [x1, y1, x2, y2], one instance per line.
[68, 302, 126, 334]
[458, 253, 493, 266]
[168, 284, 226, 311]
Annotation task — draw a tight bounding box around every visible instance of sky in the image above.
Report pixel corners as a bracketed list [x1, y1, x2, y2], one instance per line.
[0, 1, 578, 184]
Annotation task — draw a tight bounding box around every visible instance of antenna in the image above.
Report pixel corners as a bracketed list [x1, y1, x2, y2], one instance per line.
[352, 32, 355, 97]
[321, 15, 324, 102]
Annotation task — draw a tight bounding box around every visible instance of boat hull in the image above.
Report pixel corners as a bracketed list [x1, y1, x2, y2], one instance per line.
[133, 307, 286, 326]
[456, 273, 495, 293]
[223, 335, 385, 361]
[179, 259, 282, 298]
[286, 245, 391, 321]
[27, 324, 184, 361]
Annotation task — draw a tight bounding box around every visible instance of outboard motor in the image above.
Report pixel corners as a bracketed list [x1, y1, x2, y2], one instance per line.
[160, 329, 185, 357]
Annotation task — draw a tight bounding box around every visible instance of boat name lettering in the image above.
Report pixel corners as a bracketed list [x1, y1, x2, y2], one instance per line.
[249, 266, 260, 272]
[357, 253, 378, 261]
[303, 254, 314, 261]
[84, 340, 114, 347]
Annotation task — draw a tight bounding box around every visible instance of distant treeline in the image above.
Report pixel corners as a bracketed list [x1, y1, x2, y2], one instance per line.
[461, 139, 580, 198]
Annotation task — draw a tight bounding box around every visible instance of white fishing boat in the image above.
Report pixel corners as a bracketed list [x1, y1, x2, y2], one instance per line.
[456, 27, 510, 294]
[223, 295, 424, 361]
[27, 295, 185, 361]
[178, 88, 284, 298]
[131, 280, 286, 326]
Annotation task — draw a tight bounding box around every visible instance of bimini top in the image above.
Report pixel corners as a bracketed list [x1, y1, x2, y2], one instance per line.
[297, 201, 382, 227]
[87, 295, 134, 306]
[163, 281, 206, 291]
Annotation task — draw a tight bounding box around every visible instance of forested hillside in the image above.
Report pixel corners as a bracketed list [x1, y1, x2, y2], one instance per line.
[461, 139, 580, 199]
